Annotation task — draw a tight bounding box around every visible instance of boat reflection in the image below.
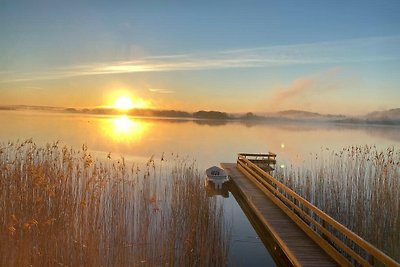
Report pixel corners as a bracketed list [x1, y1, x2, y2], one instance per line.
[205, 180, 230, 198]
[102, 115, 148, 143]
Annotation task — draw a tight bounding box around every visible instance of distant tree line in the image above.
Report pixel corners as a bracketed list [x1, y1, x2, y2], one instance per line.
[64, 107, 238, 120]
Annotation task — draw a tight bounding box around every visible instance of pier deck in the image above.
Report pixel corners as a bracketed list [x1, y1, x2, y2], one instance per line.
[221, 163, 337, 267]
[221, 153, 398, 267]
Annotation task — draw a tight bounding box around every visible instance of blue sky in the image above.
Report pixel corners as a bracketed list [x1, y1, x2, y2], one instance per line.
[1, 0, 400, 114]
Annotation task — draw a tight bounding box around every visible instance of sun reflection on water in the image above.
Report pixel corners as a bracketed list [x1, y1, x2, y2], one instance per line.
[103, 115, 147, 143]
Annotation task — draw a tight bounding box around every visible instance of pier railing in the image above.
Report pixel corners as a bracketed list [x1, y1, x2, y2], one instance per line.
[237, 153, 399, 267]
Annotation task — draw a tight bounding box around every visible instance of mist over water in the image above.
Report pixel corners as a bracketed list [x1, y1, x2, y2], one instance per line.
[1, 110, 399, 167]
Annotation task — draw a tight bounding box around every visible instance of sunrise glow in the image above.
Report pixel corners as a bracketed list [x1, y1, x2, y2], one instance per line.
[1, 1, 399, 265]
[112, 95, 150, 111]
[114, 96, 134, 110]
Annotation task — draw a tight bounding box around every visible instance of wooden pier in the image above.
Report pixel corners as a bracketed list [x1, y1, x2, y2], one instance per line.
[221, 153, 399, 267]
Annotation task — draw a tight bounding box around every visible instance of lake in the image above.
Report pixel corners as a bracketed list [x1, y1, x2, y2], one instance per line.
[1, 110, 399, 266]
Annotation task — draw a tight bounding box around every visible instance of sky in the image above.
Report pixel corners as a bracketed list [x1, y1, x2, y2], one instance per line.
[1, 0, 400, 115]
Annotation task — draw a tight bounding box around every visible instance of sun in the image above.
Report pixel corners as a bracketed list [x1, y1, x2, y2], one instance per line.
[110, 91, 151, 111]
[114, 96, 134, 111]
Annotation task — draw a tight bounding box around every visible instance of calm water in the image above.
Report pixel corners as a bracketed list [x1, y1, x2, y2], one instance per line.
[1, 110, 400, 266]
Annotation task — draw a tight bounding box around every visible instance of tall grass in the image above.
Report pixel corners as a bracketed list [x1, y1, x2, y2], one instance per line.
[274, 145, 400, 263]
[0, 139, 230, 266]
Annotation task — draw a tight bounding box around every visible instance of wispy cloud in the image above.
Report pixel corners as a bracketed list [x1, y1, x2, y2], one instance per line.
[271, 79, 315, 104]
[266, 68, 351, 111]
[1, 36, 399, 83]
[271, 68, 342, 102]
[148, 88, 175, 94]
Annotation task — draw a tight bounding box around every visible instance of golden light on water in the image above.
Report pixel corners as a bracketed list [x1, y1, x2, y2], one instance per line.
[102, 115, 148, 143]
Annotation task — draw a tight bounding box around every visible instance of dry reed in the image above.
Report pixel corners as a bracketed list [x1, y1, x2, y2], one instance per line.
[274, 145, 400, 263]
[0, 139, 230, 266]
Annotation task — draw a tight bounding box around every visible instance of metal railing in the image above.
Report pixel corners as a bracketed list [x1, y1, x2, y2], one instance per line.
[237, 153, 399, 267]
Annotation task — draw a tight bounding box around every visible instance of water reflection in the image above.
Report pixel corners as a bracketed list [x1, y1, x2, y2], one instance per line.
[103, 115, 148, 143]
[0, 110, 399, 169]
[205, 180, 230, 198]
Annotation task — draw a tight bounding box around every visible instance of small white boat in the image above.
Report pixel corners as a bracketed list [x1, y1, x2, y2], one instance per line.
[205, 166, 229, 189]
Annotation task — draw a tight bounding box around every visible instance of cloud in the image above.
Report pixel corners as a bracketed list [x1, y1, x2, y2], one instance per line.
[268, 68, 344, 106]
[271, 79, 315, 104]
[148, 88, 175, 94]
[1, 35, 399, 83]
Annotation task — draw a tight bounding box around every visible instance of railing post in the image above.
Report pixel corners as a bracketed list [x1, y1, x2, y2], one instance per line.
[321, 219, 329, 242]
[367, 254, 375, 266]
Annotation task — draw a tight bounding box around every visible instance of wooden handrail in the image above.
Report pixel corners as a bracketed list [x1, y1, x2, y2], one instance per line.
[238, 160, 362, 266]
[238, 153, 276, 158]
[237, 154, 399, 267]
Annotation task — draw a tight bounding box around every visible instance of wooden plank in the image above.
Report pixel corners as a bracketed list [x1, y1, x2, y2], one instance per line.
[222, 163, 338, 267]
[238, 153, 276, 157]
[228, 181, 294, 267]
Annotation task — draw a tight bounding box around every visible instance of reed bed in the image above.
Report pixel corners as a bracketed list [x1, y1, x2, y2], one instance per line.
[0, 139, 230, 266]
[274, 145, 400, 263]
